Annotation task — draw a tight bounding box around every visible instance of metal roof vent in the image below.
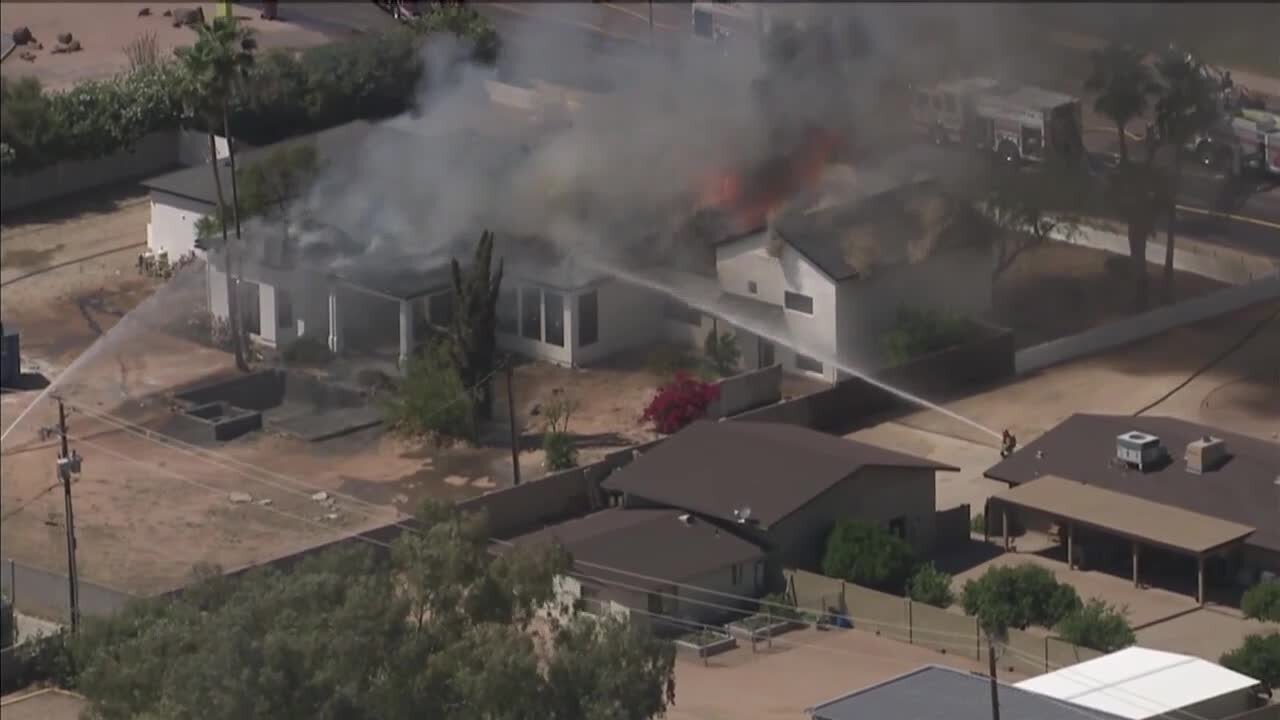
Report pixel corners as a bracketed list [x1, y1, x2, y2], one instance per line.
[1117, 431, 1165, 471]
[1185, 436, 1229, 475]
[732, 506, 753, 524]
[678, 513, 693, 526]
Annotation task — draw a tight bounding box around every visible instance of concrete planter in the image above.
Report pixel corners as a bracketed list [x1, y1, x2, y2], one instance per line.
[725, 616, 804, 641]
[674, 632, 738, 664]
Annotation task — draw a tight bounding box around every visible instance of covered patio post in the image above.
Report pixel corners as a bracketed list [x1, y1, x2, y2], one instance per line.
[1002, 509, 1010, 551]
[1066, 522, 1074, 570]
[1131, 542, 1140, 588]
[1196, 556, 1205, 606]
[398, 299, 415, 371]
[327, 285, 343, 355]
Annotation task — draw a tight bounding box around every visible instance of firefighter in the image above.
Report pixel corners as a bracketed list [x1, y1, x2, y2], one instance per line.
[1000, 430, 1017, 459]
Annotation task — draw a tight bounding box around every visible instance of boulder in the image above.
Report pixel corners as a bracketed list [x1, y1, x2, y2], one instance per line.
[56, 32, 72, 44]
[138, 7, 152, 17]
[12, 26, 33, 45]
[229, 491, 253, 504]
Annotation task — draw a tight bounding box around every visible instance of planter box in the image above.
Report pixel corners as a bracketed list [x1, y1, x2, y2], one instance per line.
[725, 617, 804, 641]
[674, 633, 738, 663]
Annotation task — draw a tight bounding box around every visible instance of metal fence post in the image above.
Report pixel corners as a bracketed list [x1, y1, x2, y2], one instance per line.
[1044, 636, 1050, 672]
[907, 599, 913, 645]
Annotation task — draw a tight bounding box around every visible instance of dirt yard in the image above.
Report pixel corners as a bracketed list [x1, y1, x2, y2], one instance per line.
[989, 242, 1227, 349]
[1, 2, 334, 90]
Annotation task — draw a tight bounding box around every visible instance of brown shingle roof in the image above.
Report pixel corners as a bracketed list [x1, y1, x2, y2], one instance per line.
[985, 414, 1280, 552]
[510, 508, 765, 591]
[601, 421, 957, 529]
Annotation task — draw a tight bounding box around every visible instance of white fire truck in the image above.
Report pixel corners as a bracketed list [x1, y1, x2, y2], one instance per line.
[1190, 109, 1280, 177]
[910, 77, 1085, 164]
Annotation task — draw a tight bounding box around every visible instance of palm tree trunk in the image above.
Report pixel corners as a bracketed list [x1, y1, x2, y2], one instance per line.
[209, 132, 249, 372]
[1116, 122, 1128, 164]
[222, 102, 251, 362]
[1162, 156, 1181, 305]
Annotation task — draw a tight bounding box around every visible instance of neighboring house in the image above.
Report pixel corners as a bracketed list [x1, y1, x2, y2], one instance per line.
[1015, 646, 1265, 720]
[712, 177, 993, 381]
[505, 507, 766, 631]
[601, 420, 957, 570]
[807, 665, 1124, 720]
[985, 414, 1280, 602]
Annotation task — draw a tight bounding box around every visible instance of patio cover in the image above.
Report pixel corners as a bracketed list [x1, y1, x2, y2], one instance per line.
[992, 475, 1256, 556]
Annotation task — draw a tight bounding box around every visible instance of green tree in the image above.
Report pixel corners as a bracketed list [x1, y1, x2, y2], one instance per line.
[975, 156, 1090, 285]
[448, 230, 505, 422]
[177, 17, 256, 373]
[1220, 632, 1280, 690]
[1055, 598, 1136, 652]
[196, 142, 323, 246]
[1242, 582, 1280, 622]
[881, 306, 971, 365]
[411, 4, 502, 65]
[821, 520, 917, 592]
[907, 563, 956, 608]
[542, 389, 579, 471]
[385, 339, 475, 439]
[1085, 43, 1167, 312]
[961, 564, 1082, 637]
[1152, 48, 1221, 305]
[70, 501, 677, 719]
[703, 327, 741, 377]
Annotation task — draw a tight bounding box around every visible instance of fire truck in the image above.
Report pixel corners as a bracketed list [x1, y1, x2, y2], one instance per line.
[1190, 109, 1280, 177]
[909, 77, 1085, 165]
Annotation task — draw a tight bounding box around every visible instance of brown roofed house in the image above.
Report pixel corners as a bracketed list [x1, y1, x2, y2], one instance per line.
[985, 414, 1280, 595]
[601, 420, 957, 569]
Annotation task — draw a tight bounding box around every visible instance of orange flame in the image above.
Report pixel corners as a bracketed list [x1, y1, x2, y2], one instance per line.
[697, 128, 842, 232]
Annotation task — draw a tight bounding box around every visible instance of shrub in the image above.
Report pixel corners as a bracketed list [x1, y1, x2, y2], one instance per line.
[0, 591, 13, 649]
[1242, 582, 1280, 622]
[907, 563, 956, 608]
[1220, 632, 1280, 690]
[642, 371, 719, 434]
[384, 340, 474, 440]
[961, 564, 1082, 634]
[646, 346, 699, 380]
[970, 512, 985, 534]
[0, 630, 77, 695]
[281, 336, 334, 366]
[543, 431, 578, 471]
[1055, 599, 1135, 652]
[703, 328, 741, 377]
[821, 520, 918, 593]
[881, 306, 972, 365]
[757, 592, 800, 621]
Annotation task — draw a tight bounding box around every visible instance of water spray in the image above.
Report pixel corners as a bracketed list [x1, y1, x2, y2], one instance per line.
[584, 258, 1003, 441]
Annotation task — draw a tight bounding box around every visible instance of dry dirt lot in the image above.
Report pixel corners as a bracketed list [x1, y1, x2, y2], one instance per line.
[1, 2, 333, 90]
[669, 624, 1031, 720]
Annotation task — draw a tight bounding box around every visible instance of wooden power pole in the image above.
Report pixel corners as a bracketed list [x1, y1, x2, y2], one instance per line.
[55, 398, 82, 633]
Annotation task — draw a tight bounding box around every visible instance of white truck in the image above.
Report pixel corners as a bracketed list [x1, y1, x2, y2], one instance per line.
[910, 77, 1085, 164]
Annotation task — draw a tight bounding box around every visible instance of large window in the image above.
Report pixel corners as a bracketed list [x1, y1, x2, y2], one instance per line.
[521, 288, 542, 341]
[664, 298, 701, 326]
[544, 291, 565, 347]
[276, 289, 293, 331]
[795, 353, 823, 374]
[578, 291, 599, 347]
[497, 288, 518, 335]
[428, 292, 453, 328]
[784, 291, 814, 315]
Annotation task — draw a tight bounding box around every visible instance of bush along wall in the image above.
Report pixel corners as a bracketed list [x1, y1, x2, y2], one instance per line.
[0, 9, 498, 175]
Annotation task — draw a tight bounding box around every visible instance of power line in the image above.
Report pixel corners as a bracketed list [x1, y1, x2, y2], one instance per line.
[0, 482, 60, 523]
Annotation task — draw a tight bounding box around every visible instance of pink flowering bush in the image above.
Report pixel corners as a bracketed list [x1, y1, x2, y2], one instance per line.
[642, 372, 719, 434]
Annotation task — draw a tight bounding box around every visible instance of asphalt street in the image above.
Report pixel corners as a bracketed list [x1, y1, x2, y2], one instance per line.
[260, 2, 1280, 256]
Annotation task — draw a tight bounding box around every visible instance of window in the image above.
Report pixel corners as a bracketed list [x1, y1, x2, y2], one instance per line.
[647, 592, 664, 615]
[276, 289, 293, 331]
[747, 280, 758, 295]
[664, 298, 701, 326]
[578, 291, 599, 347]
[795, 353, 823, 374]
[784, 291, 814, 315]
[731, 563, 741, 586]
[497, 288, 518, 335]
[521, 288, 542, 341]
[428, 292, 453, 328]
[544, 291, 565, 347]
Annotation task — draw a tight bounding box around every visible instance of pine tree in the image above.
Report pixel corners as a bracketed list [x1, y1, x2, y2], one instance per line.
[448, 230, 504, 421]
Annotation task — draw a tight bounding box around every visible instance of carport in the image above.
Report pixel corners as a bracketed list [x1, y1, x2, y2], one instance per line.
[988, 475, 1256, 605]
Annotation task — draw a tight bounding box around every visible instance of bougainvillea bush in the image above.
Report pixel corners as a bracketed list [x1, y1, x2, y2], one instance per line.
[642, 372, 719, 434]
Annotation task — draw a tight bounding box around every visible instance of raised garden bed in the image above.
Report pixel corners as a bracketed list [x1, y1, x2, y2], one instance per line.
[674, 630, 737, 663]
[725, 614, 805, 641]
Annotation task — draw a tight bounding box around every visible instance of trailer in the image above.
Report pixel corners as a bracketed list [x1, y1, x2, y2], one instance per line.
[910, 77, 1085, 164]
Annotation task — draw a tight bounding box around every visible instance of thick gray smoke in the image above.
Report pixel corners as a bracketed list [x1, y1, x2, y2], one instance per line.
[283, 3, 1031, 278]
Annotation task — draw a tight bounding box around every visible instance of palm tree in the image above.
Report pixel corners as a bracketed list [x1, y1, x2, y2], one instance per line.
[1085, 43, 1163, 311]
[1153, 49, 1221, 305]
[1085, 44, 1159, 164]
[177, 17, 256, 372]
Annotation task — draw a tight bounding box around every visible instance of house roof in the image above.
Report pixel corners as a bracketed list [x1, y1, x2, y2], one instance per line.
[508, 508, 765, 591]
[807, 665, 1125, 720]
[0, 689, 91, 720]
[142, 120, 417, 206]
[601, 421, 956, 530]
[1014, 647, 1261, 720]
[993, 475, 1255, 556]
[984, 414, 1280, 552]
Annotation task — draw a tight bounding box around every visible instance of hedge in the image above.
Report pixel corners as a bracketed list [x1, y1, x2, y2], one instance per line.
[1, 8, 498, 175]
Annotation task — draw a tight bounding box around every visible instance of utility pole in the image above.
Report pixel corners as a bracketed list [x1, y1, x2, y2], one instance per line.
[505, 362, 521, 486]
[55, 398, 82, 633]
[986, 635, 1002, 720]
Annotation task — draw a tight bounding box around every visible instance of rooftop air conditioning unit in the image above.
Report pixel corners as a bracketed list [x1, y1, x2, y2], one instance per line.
[1116, 431, 1164, 471]
[1185, 436, 1229, 474]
